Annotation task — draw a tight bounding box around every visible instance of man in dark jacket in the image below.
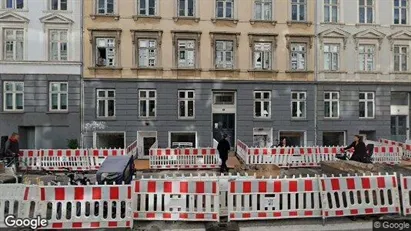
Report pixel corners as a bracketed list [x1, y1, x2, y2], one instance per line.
[344, 135, 367, 163]
[5, 133, 20, 170]
[217, 134, 230, 173]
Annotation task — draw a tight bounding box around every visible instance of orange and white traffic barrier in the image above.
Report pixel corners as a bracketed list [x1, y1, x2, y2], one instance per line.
[126, 140, 138, 157]
[88, 148, 126, 170]
[290, 147, 318, 167]
[247, 147, 293, 167]
[320, 173, 400, 221]
[19, 149, 41, 170]
[372, 146, 402, 165]
[133, 178, 219, 221]
[400, 174, 411, 216]
[37, 184, 133, 229]
[236, 140, 249, 164]
[228, 176, 321, 221]
[40, 149, 90, 171]
[149, 148, 219, 169]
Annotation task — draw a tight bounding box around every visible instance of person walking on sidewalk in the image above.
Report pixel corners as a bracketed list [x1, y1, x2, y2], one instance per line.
[5, 133, 20, 170]
[217, 134, 230, 173]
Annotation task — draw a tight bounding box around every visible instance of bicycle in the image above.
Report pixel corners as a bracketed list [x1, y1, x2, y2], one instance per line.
[1, 156, 29, 183]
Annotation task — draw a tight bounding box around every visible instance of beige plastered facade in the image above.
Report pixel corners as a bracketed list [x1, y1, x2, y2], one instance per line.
[83, 0, 315, 81]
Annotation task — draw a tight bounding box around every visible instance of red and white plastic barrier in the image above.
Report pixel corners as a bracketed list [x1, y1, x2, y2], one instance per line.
[126, 140, 138, 157]
[88, 148, 126, 170]
[320, 173, 400, 220]
[19, 149, 41, 170]
[247, 147, 293, 167]
[149, 148, 219, 169]
[228, 176, 322, 221]
[236, 140, 249, 164]
[401, 174, 411, 216]
[372, 146, 402, 165]
[133, 178, 219, 221]
[379, 138, 411, 160]
[40, 149, 90, 171]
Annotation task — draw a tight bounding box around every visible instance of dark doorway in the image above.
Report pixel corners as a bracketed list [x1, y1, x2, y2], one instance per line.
[18, 126, 35, 149]
[213, 113, 235, 147]
[95, 133, 125, 148]
[391, 115, 408, 142]
[359, 130, 377, 141]
[143, 137, 156, 156]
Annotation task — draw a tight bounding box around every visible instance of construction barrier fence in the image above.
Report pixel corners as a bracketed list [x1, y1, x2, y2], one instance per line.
[380, 138, 411, 160]
[149, 148, 219, 169]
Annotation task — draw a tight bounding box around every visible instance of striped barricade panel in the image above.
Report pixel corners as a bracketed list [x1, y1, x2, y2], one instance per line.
[236, 140, 249, 164]
[40, 149, 90, 171]
[19, 149, 41, 170]
[178, 148, 219, 169]
[401, 175, 411, 216]
[149, 148, 180, 169]
[88, 149, 126, 170]
[271, 148, 291, 167]
[133, 179, 219, 221]
[373, 146, 402, 165]
[126, 140, 138, 157]
[320, 174, 400, 219]
[37, 184, 132, 229]
[404, 144, 411, 159]
[228, 177, 322, 221]
[290, 147, 318, 168]
[316, 147, 340, 162]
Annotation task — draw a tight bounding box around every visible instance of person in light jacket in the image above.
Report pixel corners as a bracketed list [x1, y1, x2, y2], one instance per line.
[217, 134, 230, 173]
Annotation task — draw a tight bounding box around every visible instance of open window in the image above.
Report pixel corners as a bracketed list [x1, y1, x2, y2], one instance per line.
[169, 132, 196, 148]
[94, 132, 125, 149]
[322, 131, 346, 146]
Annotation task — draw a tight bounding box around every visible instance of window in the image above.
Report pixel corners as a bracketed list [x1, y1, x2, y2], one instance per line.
[253, 42, 272, 70]
[170, 132, 196, 148]
[178, 0, 195, 17]
[3, 81, 24, 111]
[324, 0, 338, 23]
[394, 0, 408, 24]
[138, 39, 157, 67]
[95, 38, 116, 67]
[97, 89, 115, 118]
[3, 29, 24, 61]
[216, 0, 233, 19]
[359, 92, 375, 118]
[290, 43, 306, 70]
[324, 44, 339, 71]
[215, 40, 234, 69]
[394, 45, 408, 71]
[291, 92, 306, 118]
[4, 0, 23, 9]
[291, 0, 306, 21]
[279, 131, 305, 147]
[49, 82, 68, 111]
[324, 92, 339, 118]
[358, 45, 375, 71]
[97, 0, 114, 14]
[359, 0, 374, 23]
[323, 132, 346, 146]
[214, 92, 235, 105]
[178, 90, 195, 119]
[95, 132, 125, 149]
[49, 30, 68, 61]
[50, 0, 67, 10]
[177, 40, 195, 68]
[139, 0, 156, 16]
[254, 0, 272, 20]
[139, 90, 156, 118]
[254, 91, 271, 118]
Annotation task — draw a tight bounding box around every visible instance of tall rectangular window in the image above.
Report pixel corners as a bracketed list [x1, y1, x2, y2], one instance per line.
[50, 0, 67, 10]
[254, 91, 271, 118]
[216, 0, 233, 19]
[253, 42, 272, 70]
[97, 89, 115, 117]
[291, 0, 306, 21]
[394, 0, 408, 24]
[394, 45, 408, 71]
[359, 0, 374, 23]
[324, 92, 339, 118]
[177, 40, 195, 68]
[139, 0, 156, 16]
[97, 0, 114, 14]
[254, 0, 272, 20]
[3, 29, 24, 61]
[291, 92, 306, 119]
[359, 92, 375, 118]
[96, 38, 116, 67]
[358, 45, 375, 71]
[49, 82, 68, 111]
[49, 30, 68, 61]
[138, 39, 157, 67]
[3, 81, 24, 111]
[215, 40, 234, 69]
[324, 44, 339, 71]
[178, 0, 195, 17]
[290, 43, 306, 70]
[178, 90, 195, 119]
[324, 0, 338, 23]
[5, 0, 24, 9]
[139, 90, 156, 118]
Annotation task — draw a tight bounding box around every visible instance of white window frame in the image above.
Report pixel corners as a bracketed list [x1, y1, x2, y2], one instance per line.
[49, 0, 67, 11]
[168, 131, 197, 148]
[177, 40, 195, 68]
[359, 92, 375, 119]
[358, 44, 375, 71]
[96, 0, 115, 15]
[95, 38, 116, 67]
[291, 0, 307, 21]
[323, 0, 339, 23]
[138, 39, 157, 67]
[253, 42, 272, 70]
[178, 90, 195, 119]
[3, 81, 24, 112]
[394, 0, 408, 25]
[291, 92, 306, 119]
[138, 0, 157, 16]
[253, 91, 271, 119]
[323, 44, 340, 71]
[324, 92, 340, 118]
[139, 89, 156, 118]
[96, 89, 116, 118]
[49, 82, 68, 111]
[3, 28, 24, 61]
[3, 0, 24, 9]
[216, 0, 234, 19]
[290, 43, 307, 71]
[178, 0, 196, 17]
[394, 45, 409, 72]
[49, 29, 68, 61]
[359, 0, 374, 24]
[215, 40, 234, 69]
[254, 0, 272, 20]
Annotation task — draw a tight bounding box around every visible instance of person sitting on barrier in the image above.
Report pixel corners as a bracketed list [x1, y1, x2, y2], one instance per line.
[344, 135, 367, 163]
[5, 132, 20, 170]
[217, 134, 230, 173]
[277, 137, 289, 147]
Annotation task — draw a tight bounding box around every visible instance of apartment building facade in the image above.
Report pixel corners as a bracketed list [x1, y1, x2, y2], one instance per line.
[316, 0, 411, 146]
[83, 0, 316, 156]
[0, 0, 82, 148]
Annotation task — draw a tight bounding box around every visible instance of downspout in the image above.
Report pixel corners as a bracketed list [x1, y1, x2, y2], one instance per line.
[80, 0, 85, 148]
[313, 0, 318, 145]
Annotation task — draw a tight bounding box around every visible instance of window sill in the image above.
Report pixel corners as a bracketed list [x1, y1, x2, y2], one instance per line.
[248, 69, 279, 73]
[320, 70, 348, 74]
[253, 117, 272, 121]
[359, 117, 375, 120]
[285, 70, 314, 73]
[90, 14, 120, 20]
[354, 71, 382, 74]
[249, 20, 277, 25]
[287, 21, 313, 26]
[211, 18, 239, 24]
[43, 10, 72, 13]
[132, 15, 162, 21]
[1, 111, 24, 114]
[389, 71, 411, 74]
[323, 117, 340, 120]
[173, 17, 200, 22]
[210, 68, 240, 72]
[131, 67, 163, 71]
[320, 22, 345, 25]
[178, 117, 196, 120]
[171, 68, 202, 71]
[355, 23, 379, 27]
[0, 9, 28, 12]
[88, 66, 123, 70]
[390, 24, 410, 28]
[96, 117, 117, 121]
[46, 111, 69, 114]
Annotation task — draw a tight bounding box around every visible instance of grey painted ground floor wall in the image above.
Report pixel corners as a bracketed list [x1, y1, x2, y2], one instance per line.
[83, 79, 411, 149]
[0, 74, 81, 149]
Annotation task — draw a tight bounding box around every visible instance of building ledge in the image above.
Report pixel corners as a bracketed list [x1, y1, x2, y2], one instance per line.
[171, 68, 202, 71]
[96, 117, 117, 121]
[248, 69, 279, 73]
[132, 15, 162, 21]
[389, 71, 411, 74]
[287, 21, 313, 26]
[390, 24, 411, 29]
[354, 71, 382, 74]
[46, 111, 69, 114]
[88, 66, 123, 71]
[249, 20, 277, 25]
[285, 70, 314, 73]
[0, 60, 81, 65]
[210, 68, 241, 72]
[173, 16, 200, 22]
[355, 23, 380, 27]
[320, 22, 345, 25]
[1, 111, 24, 114]
[319, 71, 348, 74]
[131, 67, 163, 71]
[90, 14, 120, 20]
[291, 119, 308, 122]
[211, 18, 239, 24]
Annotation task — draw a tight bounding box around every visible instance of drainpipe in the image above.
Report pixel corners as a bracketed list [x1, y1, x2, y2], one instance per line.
[80, 0, 85, 148]
[313, 0, 318, 145]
